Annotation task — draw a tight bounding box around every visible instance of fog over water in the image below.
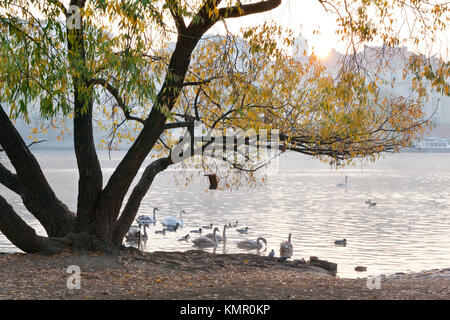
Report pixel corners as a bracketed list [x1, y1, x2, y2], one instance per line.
[1, 149, 450, 278]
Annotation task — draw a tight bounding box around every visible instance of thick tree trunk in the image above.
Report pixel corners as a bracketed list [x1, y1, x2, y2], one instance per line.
[0, 195, 67, 254]
[0, 105, 76, 237]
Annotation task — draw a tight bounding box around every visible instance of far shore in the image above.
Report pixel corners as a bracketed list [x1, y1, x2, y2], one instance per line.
[0, 250, 449, 300]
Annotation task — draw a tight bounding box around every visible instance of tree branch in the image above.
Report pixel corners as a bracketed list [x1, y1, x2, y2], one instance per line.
[0, 104, 75, 237]
[217, 0, 282, 20]
[165, 0, 187, 32]
[0, 163, 22, 195]
[0, 194, 66, 254]
[113, 157, 173, 245]
[90, 78, 146, 124]
[46, 0, 68, 16]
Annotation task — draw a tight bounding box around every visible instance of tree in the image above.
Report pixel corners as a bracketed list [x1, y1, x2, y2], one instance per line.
[0, 0, 448, 254]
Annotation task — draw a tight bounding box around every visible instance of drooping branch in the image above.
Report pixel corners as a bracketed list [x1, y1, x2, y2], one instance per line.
[0, 104, 75, 237]
[46, 0, 68, 16]
[90, 78, 146, 124]
[113, 157, 173, 245]
[165, 0, 187, 33]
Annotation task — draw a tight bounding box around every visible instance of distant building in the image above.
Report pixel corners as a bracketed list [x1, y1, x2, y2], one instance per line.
[291, 40, 450, 133]
[292, 34, 309, 60]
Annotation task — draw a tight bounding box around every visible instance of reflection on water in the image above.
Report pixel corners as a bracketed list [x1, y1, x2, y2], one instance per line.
[1, 150, 450, 278]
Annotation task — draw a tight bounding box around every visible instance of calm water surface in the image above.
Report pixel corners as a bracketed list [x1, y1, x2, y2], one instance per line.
[1, 150, 450, 278]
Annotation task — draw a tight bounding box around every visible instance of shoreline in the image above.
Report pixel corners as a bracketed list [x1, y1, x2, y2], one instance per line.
[0, 250, 449, 299]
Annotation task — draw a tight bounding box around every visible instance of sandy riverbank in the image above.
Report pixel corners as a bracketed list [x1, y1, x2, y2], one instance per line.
[0, 250, 448, 300]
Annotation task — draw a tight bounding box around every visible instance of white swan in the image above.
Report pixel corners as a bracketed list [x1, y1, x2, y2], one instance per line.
[237, 237, 267, 250]
[336, 176, 348, 187]
[205, 224, 227, 243]
[137, 207, 158, 225]
[192, 227, 220, 248]
[161, 209, 185, 228]
[280, 233, 293, 258]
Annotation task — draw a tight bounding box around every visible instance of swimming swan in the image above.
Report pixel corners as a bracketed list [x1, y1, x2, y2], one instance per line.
[192, 227, 220, 248]
[237, 237, 267, 250]
[205, 225, 227, 243]
[161, 210, 185, 228]
[137, 207, 158, 225]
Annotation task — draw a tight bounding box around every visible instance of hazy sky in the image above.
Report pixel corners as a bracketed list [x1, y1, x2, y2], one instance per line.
[209, 0, 449, 59]
[210, 0, 344, 57]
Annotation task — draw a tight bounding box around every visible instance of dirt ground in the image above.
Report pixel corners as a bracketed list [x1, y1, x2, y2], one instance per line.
[0, 250, 449, 300]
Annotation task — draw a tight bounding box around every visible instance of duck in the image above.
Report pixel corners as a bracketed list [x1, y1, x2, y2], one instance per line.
[335, 239, 347, 246]
[190, 228, 202, 234]
[236, 227, 249, 234]
[280, 233, 293, 258]
[268, 249, 275, 258]
[136, 207, 158, 225]
[161, 209, 185, 228]
[237, 237, 267, 250]
[205, 224, 227, 243]
[228, 220, 238, 228]
[202, 223, 213, 230]
[178, 234, 190, 242]
[155, 229, 166, 235]
[336, 176, 348, 187]
[366, 199, 377, 206]
[192, 227, 220, 248]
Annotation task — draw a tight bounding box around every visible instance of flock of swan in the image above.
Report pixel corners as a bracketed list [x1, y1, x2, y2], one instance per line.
[125, 207, 294, 258]
[125, 176, 371, 257]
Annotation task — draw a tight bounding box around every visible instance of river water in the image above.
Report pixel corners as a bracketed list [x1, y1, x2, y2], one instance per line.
[1, 150, 450, 278]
